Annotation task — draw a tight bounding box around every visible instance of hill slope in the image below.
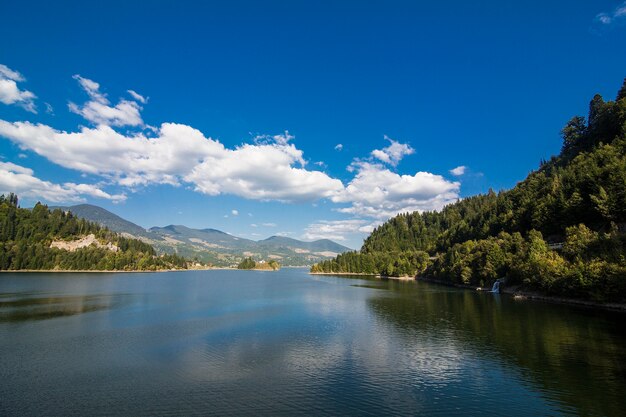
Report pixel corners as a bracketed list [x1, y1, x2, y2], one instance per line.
[312, 79, 626, 303]
[52, 204, 159, 241]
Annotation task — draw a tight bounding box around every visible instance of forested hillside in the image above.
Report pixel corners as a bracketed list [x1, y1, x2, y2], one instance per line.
[0, 194, 188, 271]
[312, 80, 626, 302]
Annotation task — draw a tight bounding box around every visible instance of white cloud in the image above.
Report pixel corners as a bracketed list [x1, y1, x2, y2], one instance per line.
[250, 223, 258, 227]
[0, 161, 125, 203]
[302, 219, 378, 242]
[186, 140, 344, 202]
[449, 165, 466, 176]
[0, 65, 24, 81]
[231, 209, 239, 216]
[0, 121, 210, 186]
[0, 120, 344, 202]
[272, 131, 294, 145]
[370, 136, 414, 166]
[0, 64, 37, 113]
[127, 89, 147, 104]
[334, 143, 343, 151]
[332, 161, 460, 219]
[261, 223, 277, 227]
[68, 75, 143, 127]
[595, 2, 626, 25]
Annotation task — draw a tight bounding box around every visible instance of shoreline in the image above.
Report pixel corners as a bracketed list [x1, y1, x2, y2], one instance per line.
[414, 276, 626, 312]
[499, 285, 626, 312]
[309, 272, 416, 281]
[0, 266, 285, 274]
[310, 273, 626, 312]
[237, 268, 280, 272]
[0, 268, 192, 273]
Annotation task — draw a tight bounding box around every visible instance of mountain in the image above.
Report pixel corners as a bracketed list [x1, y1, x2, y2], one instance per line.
[149, 225, 256, 249]
[55, 205, 351, 266]
[257, 236, 348, 254]
[312, 79, 626, 303]
[51, 204, 160, 241]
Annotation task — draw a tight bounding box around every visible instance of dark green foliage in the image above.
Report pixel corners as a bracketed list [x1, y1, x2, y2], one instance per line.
[237, 257, 256, 269]
[0, 198, 188, 271]
[310, 250, 429, 277]
[618, 77, 626, 101]
[312, 79, 626, 302]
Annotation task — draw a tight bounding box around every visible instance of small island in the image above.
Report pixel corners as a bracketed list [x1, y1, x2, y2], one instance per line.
[237, 257, 280, 271]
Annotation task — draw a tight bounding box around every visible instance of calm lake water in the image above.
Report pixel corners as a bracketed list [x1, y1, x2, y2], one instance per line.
[1, 269, 625, 416]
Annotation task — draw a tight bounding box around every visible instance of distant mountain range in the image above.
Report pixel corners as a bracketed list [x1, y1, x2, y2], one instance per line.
[51, 204, 351, 266]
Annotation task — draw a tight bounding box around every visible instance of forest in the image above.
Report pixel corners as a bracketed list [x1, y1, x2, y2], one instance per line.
[312, 80, 626, 302]
[0, 194, 188, 271]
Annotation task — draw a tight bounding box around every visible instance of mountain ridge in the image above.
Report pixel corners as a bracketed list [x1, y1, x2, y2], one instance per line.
[53, 204, 351, 266]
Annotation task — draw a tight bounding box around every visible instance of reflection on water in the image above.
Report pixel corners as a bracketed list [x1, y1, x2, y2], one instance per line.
[0, 270, 624, 416]
[368, 280, 626, 417]
[0, 294, 127, 322]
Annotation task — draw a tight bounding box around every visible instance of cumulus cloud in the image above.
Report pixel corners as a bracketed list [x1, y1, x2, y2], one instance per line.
[68, 75, 143, 127]
[0, 64, 37, 113]
[334, 143, 343, 151]
[231, 209, 239, 216]
[0, 121, 211, 187]
[302, 219, 378, 242]
[0, 161, 125, 203]
[370, 136, 414, 166]
[186, 140, 344, 202]
[261, 223, 277, 227]
[595, 2, 626, 25]
[449, 165, 466, 176]
[0, 120, 344, 202]
[332, 161, 460, 219]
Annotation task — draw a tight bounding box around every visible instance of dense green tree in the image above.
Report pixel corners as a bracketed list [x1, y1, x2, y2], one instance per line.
[237, 257, 256, 269]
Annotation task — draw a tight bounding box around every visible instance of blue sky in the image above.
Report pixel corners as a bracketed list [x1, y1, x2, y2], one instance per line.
[1, 0, 625, 249]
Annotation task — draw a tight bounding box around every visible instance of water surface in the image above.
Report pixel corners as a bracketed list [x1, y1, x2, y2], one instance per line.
[0, 269, 624, 416]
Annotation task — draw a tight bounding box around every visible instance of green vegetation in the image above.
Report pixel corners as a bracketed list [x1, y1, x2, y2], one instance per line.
[312, 79, 626, 302]
[237, 257, 280, 270]
[0, 195, 188, 271]
[310, 250, 429, 277]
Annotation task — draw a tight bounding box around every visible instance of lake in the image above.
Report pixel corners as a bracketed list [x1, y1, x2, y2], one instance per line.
[0, 269, 624, 416]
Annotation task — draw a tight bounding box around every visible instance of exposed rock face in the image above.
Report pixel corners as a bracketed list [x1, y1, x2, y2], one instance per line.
[50, 234, 119, 252]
